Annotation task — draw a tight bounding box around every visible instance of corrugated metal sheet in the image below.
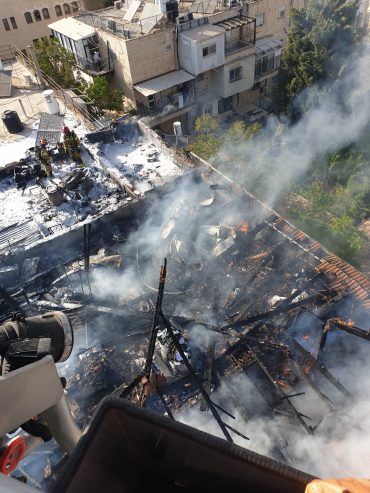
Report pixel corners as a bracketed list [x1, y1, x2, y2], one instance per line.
[134, 70, 195, 97]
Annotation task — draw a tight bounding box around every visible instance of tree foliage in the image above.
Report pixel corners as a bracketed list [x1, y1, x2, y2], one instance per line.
[79, 76, 124, 116]
[276, 0, 361, 114]
[34, 38, 76, 88]
[187, 115, 260, 162]
[288, 177, 366, 264]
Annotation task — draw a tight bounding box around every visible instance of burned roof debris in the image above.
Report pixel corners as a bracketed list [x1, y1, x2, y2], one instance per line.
[1, 121, 370, 484]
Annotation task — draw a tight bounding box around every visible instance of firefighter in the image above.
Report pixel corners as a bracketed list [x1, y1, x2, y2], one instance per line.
[39, 138, 53, 177]
[63, 126, 83, 166]
[56, 141, 67, 162]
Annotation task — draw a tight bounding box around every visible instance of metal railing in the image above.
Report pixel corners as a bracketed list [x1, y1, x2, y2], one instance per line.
[5, 44, 105, 129]
[225, 39, 254, 56]
[137, 87, 196, 117]
[75, 54, 112, 75]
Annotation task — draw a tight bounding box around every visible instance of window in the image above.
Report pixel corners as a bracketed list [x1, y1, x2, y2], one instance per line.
[277, 7, 286, 17]
[42, 8, 50, 19]
[55, 5, 63, 16]
[24, 12, 33, 24]
[255, 52, 275, 78]
[229, 66, 243, 82]
[148, 94, 155, 109]
[63, 3, 71, 14]
[202, 44, 216, 57]
[2, 18, 10, 31]
[71, 1, 78, 12]
[10, 17, 17, 29]
[33, 10, 42, 22]
[256, 13, 265, 27]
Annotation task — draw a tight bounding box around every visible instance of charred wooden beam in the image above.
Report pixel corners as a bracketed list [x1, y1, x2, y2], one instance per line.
[118, 260, 167, 399]
[291, 338, 351, 398]
[220, 295, 317, 332]
[200, 335, 216, 412]
[144, 258, 167, 376]
[246, 344, 313, 435]
[160, 311, 233, 443]
[0, 286, 22, 312]
[324, 318, 370, 343]
[214, 369, 250, 424]
[287, 353, 335, 411]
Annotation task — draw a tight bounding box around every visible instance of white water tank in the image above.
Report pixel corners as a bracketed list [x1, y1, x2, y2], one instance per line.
[155, 0, 168, 13]
[173, 121, 182, 136]
[114, 0, 122, 8]
[43, 89, 60, 114]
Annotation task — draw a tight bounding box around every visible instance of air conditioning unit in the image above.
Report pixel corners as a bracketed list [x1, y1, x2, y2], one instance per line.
[114, 0, 123, 8]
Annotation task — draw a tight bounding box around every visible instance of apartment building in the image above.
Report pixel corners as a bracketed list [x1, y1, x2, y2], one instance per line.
[0, 0, 108, 51]
[48, 0, 305, 133]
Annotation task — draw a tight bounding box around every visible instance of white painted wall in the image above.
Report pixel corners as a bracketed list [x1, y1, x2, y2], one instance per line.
[179, 31, 225, 76]
[210, 52, 255, 98]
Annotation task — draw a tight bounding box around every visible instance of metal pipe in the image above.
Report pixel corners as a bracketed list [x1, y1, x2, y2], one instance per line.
[43, 394, 82, 454]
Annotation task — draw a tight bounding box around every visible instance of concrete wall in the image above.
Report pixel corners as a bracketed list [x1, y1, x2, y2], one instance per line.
[0, 0, 77, 50]
[126, 29, 176, 84]
[210, 50, 256, 98]
[97, 28, 176, 105]
[0, 0, 108, 51]
[248, 0, 305, 43]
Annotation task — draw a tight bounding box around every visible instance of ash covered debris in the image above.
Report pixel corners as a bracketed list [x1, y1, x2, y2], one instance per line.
[0, 116, 186, 257]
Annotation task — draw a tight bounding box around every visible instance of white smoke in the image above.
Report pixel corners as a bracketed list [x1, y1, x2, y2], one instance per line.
[211, 43, 370, 207]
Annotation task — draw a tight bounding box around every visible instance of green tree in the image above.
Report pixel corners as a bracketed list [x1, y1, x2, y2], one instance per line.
[275, 0, 360, 114]
[34, 38, 76, 88]
[187, 114, 221, 160]
[81, 76, 124, 116]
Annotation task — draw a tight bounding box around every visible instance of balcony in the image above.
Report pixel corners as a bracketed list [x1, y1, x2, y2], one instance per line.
[136, 87, 196, 126]
[225, 39, 254, 57]
[75, 55, 113, 77]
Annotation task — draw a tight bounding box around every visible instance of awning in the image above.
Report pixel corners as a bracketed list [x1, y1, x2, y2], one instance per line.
[134, 70, 195, 97]
[255, 37, 283, 55]
[48, 18, 96, 41]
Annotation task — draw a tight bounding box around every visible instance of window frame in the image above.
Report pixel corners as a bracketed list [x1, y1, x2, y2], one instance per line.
[42, 8, 50, 20]
[33, 10, 42, 22]
[63, 3, 71, 14]
[255, 51, 276, 78]
[229, 66, 243, 83]
[2, 18, 10, 31]
[9, 17, 17, 29]
[202, 43, 216, 57]
[24, 12, 33, 24]
[55, 5, 63, 16]
[256, 13, 265, 27]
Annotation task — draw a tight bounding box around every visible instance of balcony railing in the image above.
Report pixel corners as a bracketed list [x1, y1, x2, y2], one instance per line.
[75, 55, 113, 75]
[225, 39, 254, 56]
[137, 87, 195, 117]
